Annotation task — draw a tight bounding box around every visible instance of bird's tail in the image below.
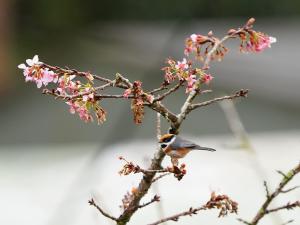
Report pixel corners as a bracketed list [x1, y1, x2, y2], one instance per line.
[194, 145, 216, 152]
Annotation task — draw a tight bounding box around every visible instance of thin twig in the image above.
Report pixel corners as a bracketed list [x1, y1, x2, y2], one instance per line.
[137, 195, 160, 209]
[281, 186, 300, 194]
[148, 192, 238, 225]
[200, 89, 213, 94]
[188, 89, 248, 112]
[266, 201, 300, 214]
[88, 198, 119, 222]
[281, 220, 294, 225]
[42, 89, 136, 100]
[154, 81, 184, 102]
[156, 113, 161, 141]
[264, 181, 271, 199]
[152, 173, 171, 184]
[237, 218, 252, 225]
[148, 206, 207, 225]
[42, 63, 113, 84]
[149, 85, 169, 95]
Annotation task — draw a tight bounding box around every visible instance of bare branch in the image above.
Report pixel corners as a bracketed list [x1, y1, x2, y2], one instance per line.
[200, 89, 213, 94]
[148, 84, 169, 95]
[88, 198, 119, 222]
[42, 89, 135, 100]
[146, 101, 178, 124]
[266, 201, 300, 214]
[281, 186, 300, 194]
[94, 94, 134, 99]
[152, 173, 171, 184]
[153, 81, 184, 102]
[188, 89, 248, 112]
[156, 113, 161, 141]
[281, 220, 294, 225]
[277, 170, 290, 179]
[148, 192, 238, 225]
[138, 195, 160, 209]
[42, 63, 115, 85]
[148, 206, 207, 225]
[264, 181, 271, 199]
[237, 218, 252, 225]
[240, 162, 300, 225]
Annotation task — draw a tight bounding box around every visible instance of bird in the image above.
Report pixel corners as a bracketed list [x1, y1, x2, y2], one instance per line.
[159, 133, 216, 166]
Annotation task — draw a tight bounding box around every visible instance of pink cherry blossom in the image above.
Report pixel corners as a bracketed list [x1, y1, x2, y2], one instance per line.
[202, 73, 214, 84]
[57, 75, 78, 95]
[66, 101, 79, 114]
[255, 36, 277, 52]
[145, 94, 154, 103]
[26, 55, 41, 66]
[185, 74, 197, 93]
[66, 100, 93, 122]
[77, 107, 93, 122]
[164, 72, 176, 83]
[123, 88, 132, 98]
[82, 92, 95, 102]
[190, 34, 198, 43]
[175, 58, 189, 70]
[241, 32, 277, 53]
[184, 46, 193, 56]
[18, 55, 58, 88]
[41, 68, 58, 86]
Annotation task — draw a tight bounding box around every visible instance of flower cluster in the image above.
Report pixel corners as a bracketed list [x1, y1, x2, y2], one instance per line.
[162, 58, 213, 93]
[184, 33, 228, 62]
[123, 81, 154, 124]
[120, 187, 138, 211]
[19, 55, 106, 124]
[131, 81, 145, 124]
[239, 30, 276, 53]
[118, 156, 140, 176]
[18, 55, 58, 88]
[205, 191, 238, 217]
[66, 95, 106, 124]
[169, 163, 187, 181]
[55, 74, 107, 124]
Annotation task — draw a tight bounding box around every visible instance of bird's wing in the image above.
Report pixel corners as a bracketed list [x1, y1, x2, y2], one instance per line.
[170, 136, 198, 149]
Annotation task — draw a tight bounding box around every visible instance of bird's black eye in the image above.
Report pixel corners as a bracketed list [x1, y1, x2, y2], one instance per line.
[161, 144, 167, 148]
[163, 137, 172, 142]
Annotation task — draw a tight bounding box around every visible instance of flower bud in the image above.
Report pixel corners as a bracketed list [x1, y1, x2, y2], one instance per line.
[246, 18, 255, 27]
[227, 29, 236, 35]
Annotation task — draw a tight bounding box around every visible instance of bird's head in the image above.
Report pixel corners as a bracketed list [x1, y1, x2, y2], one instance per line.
[159, 133, 176, 150]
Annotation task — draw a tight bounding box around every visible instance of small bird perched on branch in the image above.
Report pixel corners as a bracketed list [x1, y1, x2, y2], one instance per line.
[159, 134, 216, 166]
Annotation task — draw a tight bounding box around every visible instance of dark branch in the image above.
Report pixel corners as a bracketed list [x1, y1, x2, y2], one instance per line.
[188, 89, 249, 112]
[148, 84, 169, 95]
[88, 198, 119, 222]
[154, 81, 184, 102]
[148, 192, 238, 225]
[266, 201, 300, 214]
[240, 162, 300, 225]
[137, 195, 160, 209]
[152, 173, 171, 183]
[264, 181, 271, 199]
[148, 206, 206, 225]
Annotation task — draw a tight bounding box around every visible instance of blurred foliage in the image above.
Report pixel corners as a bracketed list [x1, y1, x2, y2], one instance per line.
[17, 0, 300, 30]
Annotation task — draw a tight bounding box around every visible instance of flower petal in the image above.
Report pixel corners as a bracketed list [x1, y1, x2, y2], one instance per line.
[32, 55, 39, 64]
[18, 63, 27, 69]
